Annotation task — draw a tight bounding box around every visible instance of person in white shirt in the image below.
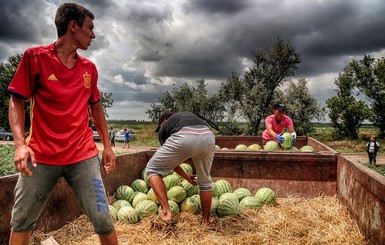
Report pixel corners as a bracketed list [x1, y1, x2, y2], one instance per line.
[366, 135, 380, 167]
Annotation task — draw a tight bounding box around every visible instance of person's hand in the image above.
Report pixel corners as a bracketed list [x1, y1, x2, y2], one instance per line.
[292, 132, 297, 145]
[275, 133, 284, 144]
[14, 145, 36, 176]
[102, 147, 116, 174]
[186, 174, 197, 186]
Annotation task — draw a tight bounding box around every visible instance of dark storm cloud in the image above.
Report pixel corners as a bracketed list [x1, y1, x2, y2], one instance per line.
[1, 0, 385, 120]
[0, 0, 51, 43]
[183, 0, 250, 15]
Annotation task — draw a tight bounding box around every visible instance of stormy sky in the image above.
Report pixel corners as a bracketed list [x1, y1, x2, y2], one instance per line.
[1, 0, 385, 121]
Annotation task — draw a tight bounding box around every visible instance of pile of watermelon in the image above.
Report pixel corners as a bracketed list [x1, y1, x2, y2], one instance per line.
[216, 139, 315, 152]
[109, 163, 277, 224]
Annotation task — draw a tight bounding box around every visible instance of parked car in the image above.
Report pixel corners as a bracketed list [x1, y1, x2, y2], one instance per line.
[0, 127, 13, 141]
[115, 129, 135, 142]
[90, 125, 101, 142]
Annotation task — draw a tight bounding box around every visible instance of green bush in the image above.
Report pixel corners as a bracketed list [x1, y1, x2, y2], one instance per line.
[0, 144, 16, 176]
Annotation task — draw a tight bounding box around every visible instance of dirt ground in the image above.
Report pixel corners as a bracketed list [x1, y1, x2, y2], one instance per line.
[341, 153, 385, 166]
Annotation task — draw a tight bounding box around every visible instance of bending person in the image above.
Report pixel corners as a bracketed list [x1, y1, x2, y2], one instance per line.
[146, 112, 215, 226]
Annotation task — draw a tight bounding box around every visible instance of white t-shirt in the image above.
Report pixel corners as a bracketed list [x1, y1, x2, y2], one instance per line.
[368, 142, 380, 153]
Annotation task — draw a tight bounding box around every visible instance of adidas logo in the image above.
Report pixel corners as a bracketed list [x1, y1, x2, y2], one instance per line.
[48, 74, 57, 80]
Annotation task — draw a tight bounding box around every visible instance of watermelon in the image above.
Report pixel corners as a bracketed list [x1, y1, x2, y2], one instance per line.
[147, 188, 159, 204]
[108, 205, 118, 220]
[117, 205, 139, 224]
[181, 179, 199, 197]
[215, 145, 221, 150]
[167, 186, 186, 203]
[135, 200, 158, 219]
[217, 196, 240, 217]
[172, 163, 194, 181]
[247, 144, 262, 151]
[239, 196, 262, 211]
[158, 200, 180, 215]
[219, 192, 239, 203]
[255, 187, 276, 205]
[131, 179, 148, 194]
[132, 192, 149, 208]
[213, 179, 233, 197]
[180, 196, 199, 213]
[221, 147, 229, 151]
[264, 141, 279, 151]
[285, 146, 299, 152]
[234, 144, 248, 151]
[300, 145, 314, 152]
[210, 196, 219, 213]
[141, 168, 151, 187]
[112, 199, 131, 212]
[196, 195, 219, 214]
[281, 132, 293, 149]
[180, 163, 193, 174]
[233, 188, 252, 201]
[163, 175, 181, 191]
[115, 185, 135, 203]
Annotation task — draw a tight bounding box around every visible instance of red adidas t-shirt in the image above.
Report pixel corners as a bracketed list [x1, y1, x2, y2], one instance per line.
[8, 43, 100, 165]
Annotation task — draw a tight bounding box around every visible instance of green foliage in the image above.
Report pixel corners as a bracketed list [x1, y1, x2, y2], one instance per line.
[220, 37, 301, 135]
[326, 66, 371, 139]
[0, 54, 23, 130]
[0, 144, 16, 176]
[368, 165, 385, 176]
[283, 78, 325, 136]
[146, 79, 225, 132]
[99, 90, 114, 118]
[147, 39, 322, 136]
[349, 55, 385, 138]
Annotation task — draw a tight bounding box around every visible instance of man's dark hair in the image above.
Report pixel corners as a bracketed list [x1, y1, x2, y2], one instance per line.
[55, 3, 94, 37]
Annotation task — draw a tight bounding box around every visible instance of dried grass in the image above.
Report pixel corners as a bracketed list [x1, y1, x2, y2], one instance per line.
[32, 196, 368, 245]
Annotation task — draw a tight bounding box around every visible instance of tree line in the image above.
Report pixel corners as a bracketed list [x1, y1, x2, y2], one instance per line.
[146, 38, 385, 138]
[146, 37, 324, 136]
[1, 37, 384, 139]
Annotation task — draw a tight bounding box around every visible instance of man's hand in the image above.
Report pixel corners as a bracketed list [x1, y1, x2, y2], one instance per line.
[101, 147, 116, 174]
[275, 133, 284, 144]
[14, 145, 36, 176]
[186, 174, 197, 186]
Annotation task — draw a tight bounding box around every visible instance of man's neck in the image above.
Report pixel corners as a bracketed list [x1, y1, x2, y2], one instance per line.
[54, 38, 78, 68]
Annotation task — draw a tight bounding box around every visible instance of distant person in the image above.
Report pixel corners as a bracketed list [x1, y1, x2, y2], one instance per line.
[123, 128, 130, 148]
[110, 127, 116, 147]
[146, 112, 215, 226]
[6, 3, 118, 245]
[262, 102, 297, 146]
[367, 135, 380, 167]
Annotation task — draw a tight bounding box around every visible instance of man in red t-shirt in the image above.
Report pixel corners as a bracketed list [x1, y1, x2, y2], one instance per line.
[262, 102, 297, 145]
[7, 3, 118, 245]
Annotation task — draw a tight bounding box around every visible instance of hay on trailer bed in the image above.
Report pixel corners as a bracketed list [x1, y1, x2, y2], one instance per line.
[32, 196, 368, 245]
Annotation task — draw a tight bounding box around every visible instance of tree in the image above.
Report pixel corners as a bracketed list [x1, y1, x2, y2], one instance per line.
[220, 37, 301, 135]
[282, 78, 324, 136]
[218, 72, 244, 135]
[99, 90, 114, 118]
[146, 79, 225, 131]
[0, 54, 23, 130]
[349, 55, 385, 138]
[326, 69, 371, 139]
